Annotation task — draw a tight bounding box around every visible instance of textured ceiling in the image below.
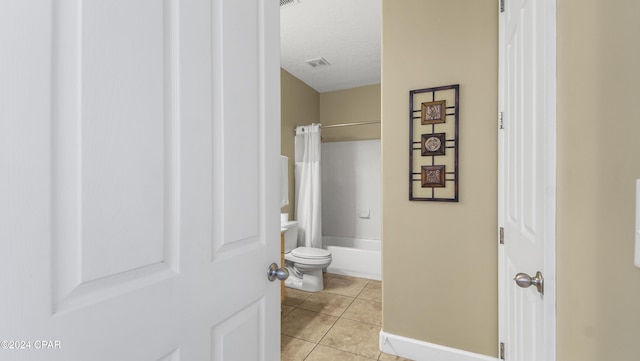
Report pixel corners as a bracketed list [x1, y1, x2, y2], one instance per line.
[280, 0, 381, 93]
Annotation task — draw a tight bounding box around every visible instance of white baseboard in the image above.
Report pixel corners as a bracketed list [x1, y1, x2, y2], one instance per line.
[379, 330, 498, 361]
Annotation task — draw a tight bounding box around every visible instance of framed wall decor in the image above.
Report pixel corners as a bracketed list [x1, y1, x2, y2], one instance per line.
[409, 84, 459, 202]
[421, 133, 447, 156]
[421, 100, 446, 124]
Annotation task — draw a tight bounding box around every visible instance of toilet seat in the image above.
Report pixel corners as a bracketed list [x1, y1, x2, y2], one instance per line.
[291, 247, 331, 259]
[285, 247, 332, 266]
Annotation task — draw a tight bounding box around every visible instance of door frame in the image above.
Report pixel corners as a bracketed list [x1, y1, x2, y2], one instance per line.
[497, 0, 557, 359]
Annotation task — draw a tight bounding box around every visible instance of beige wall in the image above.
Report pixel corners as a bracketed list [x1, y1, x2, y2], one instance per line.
[381, 0, 498, 357]
[381, 0, 640, 359]
[320, 84, 381, 142]
[557, 0, 640, 359]
[280, 69, 319, 219]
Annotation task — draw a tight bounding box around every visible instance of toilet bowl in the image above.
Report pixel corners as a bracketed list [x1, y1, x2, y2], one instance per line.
[281, 220, 332, 292]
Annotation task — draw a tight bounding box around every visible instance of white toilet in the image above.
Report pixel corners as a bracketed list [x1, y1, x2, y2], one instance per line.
[281, 220, 332, 292]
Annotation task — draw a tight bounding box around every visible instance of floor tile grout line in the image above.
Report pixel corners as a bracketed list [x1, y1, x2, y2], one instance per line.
[297, 291, 357, 318]
[316, 309, 340, 347]
[339, 316, 382, 327]
[354, 279, 371, 299]
[312, 343, 381, 361]
[301, 341, 320, 361]
[286, 302, 353, 320]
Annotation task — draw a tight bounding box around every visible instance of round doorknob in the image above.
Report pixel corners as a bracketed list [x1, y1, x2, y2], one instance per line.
[267, 263, 289, 281]
[514, 271, 544, 295]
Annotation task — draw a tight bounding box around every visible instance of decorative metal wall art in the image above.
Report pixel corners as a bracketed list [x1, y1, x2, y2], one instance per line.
[409, 84, 459, 202]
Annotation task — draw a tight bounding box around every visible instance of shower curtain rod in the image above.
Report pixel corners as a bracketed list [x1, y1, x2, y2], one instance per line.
[321, 120, 381, 129]
[294, 121, 381, 133]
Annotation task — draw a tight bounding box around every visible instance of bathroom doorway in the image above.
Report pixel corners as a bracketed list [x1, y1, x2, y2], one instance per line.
[279, 0, 382, 359]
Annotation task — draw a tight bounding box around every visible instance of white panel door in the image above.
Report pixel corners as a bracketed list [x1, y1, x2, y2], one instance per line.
[498, 0, 556, 360]
[0, 0, 281, 360]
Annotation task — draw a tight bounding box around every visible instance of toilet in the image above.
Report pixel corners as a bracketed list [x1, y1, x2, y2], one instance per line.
[281, 220, 332, 292]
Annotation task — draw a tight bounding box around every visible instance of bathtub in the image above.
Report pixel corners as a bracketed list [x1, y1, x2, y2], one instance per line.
[323, 236, 381, 281]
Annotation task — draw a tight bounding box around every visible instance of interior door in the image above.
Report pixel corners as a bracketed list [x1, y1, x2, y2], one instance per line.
[0, 1, 281, 360]
[498, 0, 556, 360]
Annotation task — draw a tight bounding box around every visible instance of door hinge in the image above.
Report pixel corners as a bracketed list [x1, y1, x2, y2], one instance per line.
[499, 227, 504, 245]
[500, 342, 505, 360]
[500, 0, 505, 13]
[499, 112, 504, 129]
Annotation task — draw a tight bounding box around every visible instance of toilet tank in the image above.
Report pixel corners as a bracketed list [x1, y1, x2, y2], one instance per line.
[281, 220, 299, 252]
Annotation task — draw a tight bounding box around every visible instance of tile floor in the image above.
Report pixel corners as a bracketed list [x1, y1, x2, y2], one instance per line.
[281, 273, 413, 361]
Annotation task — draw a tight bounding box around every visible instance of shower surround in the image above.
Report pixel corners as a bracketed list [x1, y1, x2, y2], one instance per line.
[321, 139, 381, 280]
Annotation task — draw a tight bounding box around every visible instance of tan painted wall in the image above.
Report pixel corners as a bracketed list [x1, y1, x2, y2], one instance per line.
[381, 0, 640, 359]
[280, 69, 319, 219]
[381, 0, 498, 357]
[320, 84, 381, 142]
[557, 0, 640, 359]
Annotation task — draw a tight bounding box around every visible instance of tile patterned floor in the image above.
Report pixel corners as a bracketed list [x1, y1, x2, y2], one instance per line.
[281, 273, 413, 361]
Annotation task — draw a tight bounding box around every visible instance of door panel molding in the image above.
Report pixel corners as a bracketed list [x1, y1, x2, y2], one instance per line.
[51, 0, 182, 312]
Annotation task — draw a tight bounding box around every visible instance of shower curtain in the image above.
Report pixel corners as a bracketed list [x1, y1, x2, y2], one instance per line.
[295, 124, 322, 249]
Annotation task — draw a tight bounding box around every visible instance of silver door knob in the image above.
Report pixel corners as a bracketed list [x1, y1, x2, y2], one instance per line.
[514, 271, 544, 295]
[267, 263, 289, 281]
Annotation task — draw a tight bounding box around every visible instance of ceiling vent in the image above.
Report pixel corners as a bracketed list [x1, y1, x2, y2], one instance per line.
[280, 0, 299, 8]
[305, 57, 331, 68]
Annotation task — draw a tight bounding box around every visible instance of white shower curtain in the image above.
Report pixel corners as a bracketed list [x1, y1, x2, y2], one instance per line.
[295, 124, 322, 249]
